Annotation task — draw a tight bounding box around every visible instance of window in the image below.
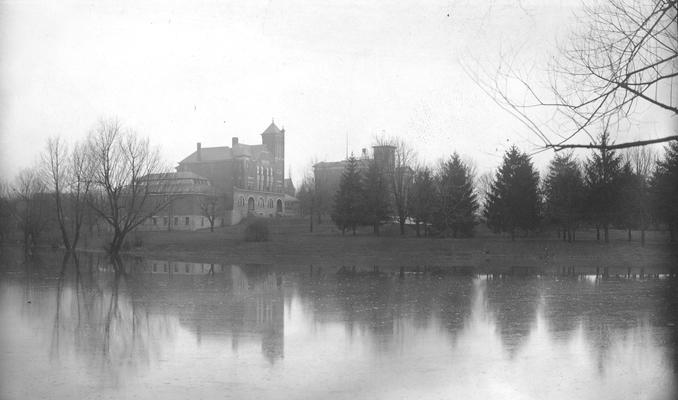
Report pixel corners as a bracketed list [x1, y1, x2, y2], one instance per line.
[174, 217, 178, 226]
[185, 217, 190, 225]
[153, 217, 157, 225]
[152, 263, 157, 272]
[201, 217, 204, 227]
[163, 264, 168, 272]
[174, 264, 178, 273]
[185, 264, 190, 273]
[163, 217, 168, 226]
[268, 199, 274, 208]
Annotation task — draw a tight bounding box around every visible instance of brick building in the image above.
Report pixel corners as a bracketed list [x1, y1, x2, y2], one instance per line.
[140, 121, 291, 231]
[313, 145, 397, 218]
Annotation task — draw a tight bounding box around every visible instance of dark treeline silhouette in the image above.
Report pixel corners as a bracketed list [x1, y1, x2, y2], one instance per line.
[322, 136, 678, 242]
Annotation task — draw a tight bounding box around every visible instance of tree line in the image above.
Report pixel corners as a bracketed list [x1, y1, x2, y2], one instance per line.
[300, 135, 678, 243]
[0, 119, 171, 257]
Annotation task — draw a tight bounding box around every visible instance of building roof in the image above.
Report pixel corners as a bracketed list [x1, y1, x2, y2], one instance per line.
[313, 158, 370, 170]
[262, 121, 282, 135]
[180, 143, 271, 164]
[145, 171, 208, 181]
[180, 146, 232, 163]
[232, 143, 268, 159]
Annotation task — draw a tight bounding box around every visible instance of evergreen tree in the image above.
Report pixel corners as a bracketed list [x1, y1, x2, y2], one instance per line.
[583, 132, 622, 243]
[650, 141, 678, 242]
[434, 153, 479, 238]
[362, 160, 391, 235]
[408, 166, 437, 237]
[616, 161, 641, 241]
[484, 146, 540, 239]
[331, 155, 364, 235]
[543, 153, 584, 242]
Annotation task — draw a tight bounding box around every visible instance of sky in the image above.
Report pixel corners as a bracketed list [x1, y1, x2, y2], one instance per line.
[0, 0, 674, 186]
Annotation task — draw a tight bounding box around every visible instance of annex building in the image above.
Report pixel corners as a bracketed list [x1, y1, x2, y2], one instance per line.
[139, 121, 296, 231]
[313, 145, 397, 218]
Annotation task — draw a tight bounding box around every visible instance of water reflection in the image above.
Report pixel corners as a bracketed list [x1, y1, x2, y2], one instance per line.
[0, 248, 675, 399]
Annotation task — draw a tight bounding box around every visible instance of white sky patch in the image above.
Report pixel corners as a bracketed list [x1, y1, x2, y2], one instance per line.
[0, 0, 673, 185]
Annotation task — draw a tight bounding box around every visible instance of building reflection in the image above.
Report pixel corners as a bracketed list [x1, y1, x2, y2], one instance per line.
[125, 258, 285, 363]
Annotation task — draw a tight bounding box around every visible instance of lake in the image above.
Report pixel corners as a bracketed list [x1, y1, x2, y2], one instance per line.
[0, 248, 676, 399]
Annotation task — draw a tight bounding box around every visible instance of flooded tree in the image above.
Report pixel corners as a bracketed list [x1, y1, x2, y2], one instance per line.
[11, 166, 51, 250]
[484, 146, 540, 239]
[42, 137, 94, 252]
[331, 155, 364, 235]
[408, 166, 437, 237]
[86, 119, 170, 256]
[543, 153, 585, 242]
[0, 180, 12, 244]
[434, 153, 479, 238]
[583, 132, 623, 243]
[650, 141, 678, 242]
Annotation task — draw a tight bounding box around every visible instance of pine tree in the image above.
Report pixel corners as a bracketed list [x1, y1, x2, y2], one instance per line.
[331, 155, 364, 235]
[408, 166, 437, 237]
[583, 132, 622, 243]
[362, 160, 391, 235]
[543, 153, 584, 242]
[434, 153, 479, 238]
[484, 146, 540, 239]
[616, 161, 641, 241]
[650, 141, 678, 242]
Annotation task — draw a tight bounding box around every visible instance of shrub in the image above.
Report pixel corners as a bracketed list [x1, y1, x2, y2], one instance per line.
[244, 218, 270, 242]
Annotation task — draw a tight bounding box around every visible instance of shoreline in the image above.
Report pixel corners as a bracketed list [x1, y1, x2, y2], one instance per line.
[4, 220, 676, 275]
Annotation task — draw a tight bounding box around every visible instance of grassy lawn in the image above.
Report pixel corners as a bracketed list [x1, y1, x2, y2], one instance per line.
[126, 217, 677, 274]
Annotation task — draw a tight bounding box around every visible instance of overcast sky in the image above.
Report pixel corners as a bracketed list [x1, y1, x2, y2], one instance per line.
[0, 0, 674, 185]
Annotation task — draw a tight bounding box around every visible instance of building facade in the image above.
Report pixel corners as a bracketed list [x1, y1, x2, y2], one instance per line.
[313, 145, 397, 218]
[140, 121, 291, 231]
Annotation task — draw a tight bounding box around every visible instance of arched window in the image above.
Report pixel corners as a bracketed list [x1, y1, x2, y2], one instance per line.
[268, 199, 273, 208]
[258, 197, 265, 208]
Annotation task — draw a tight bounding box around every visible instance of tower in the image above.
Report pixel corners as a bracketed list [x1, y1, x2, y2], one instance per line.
[372, 144, 396, 174]
[261, 120, 285, 192]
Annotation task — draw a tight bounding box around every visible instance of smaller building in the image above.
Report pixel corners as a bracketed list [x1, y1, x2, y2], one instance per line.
[137, 171, 222, 231]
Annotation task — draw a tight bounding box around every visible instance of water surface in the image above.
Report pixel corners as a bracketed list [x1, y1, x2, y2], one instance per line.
[0, 249, 675, 399]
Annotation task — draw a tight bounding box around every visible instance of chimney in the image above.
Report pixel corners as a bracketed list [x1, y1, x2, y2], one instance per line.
[232, 137, 239, 147]
[196, 142, 202, 161]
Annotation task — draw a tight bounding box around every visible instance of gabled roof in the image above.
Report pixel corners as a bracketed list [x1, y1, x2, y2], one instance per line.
[232, 143, 268, 159]
[144, 171, 208, 181]
[180, 146, 232, 163]
[262, 121, 282, 135]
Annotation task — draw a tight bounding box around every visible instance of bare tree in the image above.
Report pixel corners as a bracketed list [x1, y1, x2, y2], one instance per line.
[199, 192, 222, 232]
[0, 180, 13, 244]
[12, 166, 50, 250]
[623, 145, 658, 245]
[43, 137, 94, 252]
[466, 0, 678, 151]
[475, 171, 495, 217]
[296, 172, 316, 232]
[87, 119, 170, 256]
[375, 136, 415, 235]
